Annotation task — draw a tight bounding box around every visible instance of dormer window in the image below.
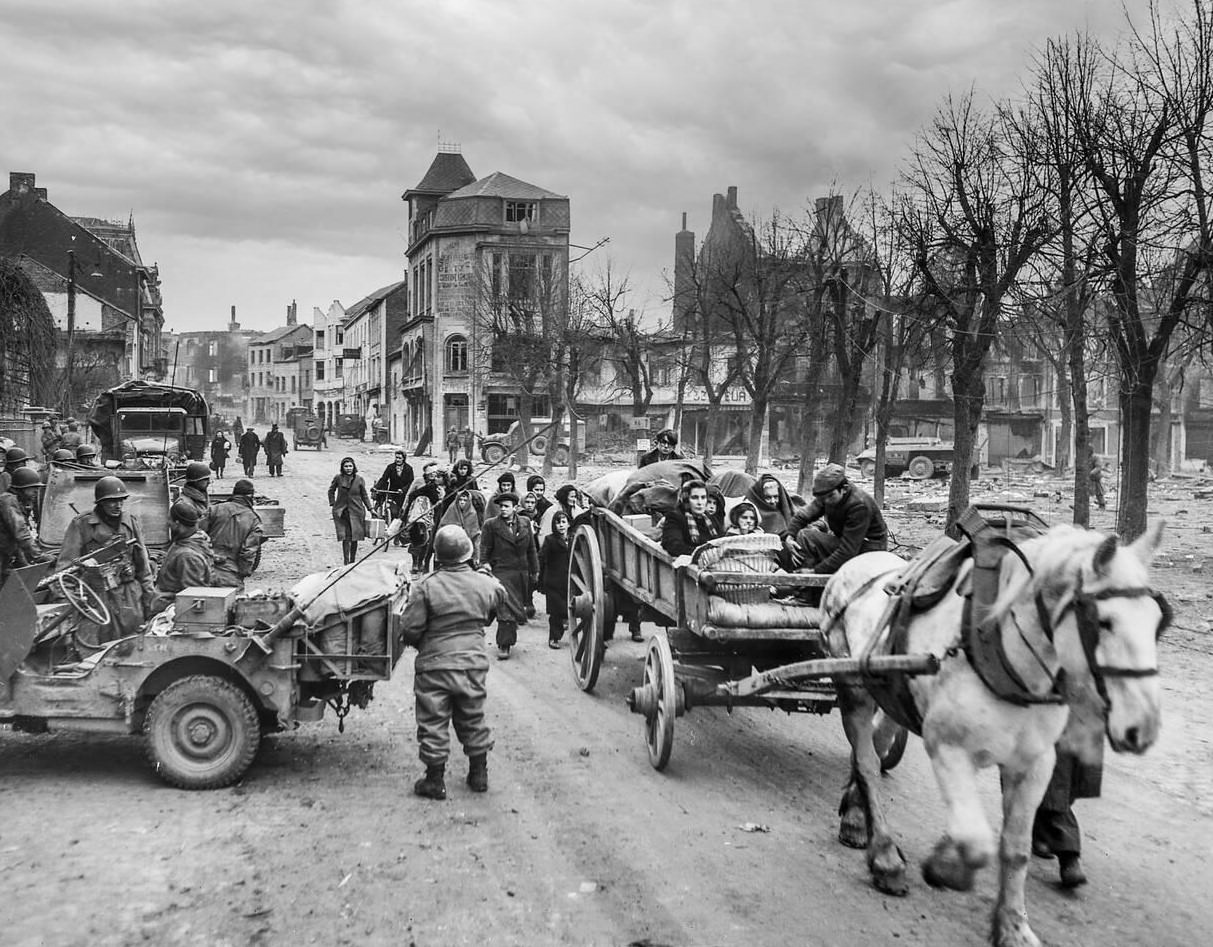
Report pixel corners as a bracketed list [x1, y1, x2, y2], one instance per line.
[505, 201, 537, 224]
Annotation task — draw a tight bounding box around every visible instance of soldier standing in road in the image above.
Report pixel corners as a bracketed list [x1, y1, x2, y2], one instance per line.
[445, 428, 460, 465]
[206, 479, 264, 589]
[263, 423, 288, 477]
[179, 461, 212, 530]
[149, 500, 215, 614]
[1089, 454, 1107, 511]
[57, 476, 155, 643]
[402, 524, 508, 800]
[462, 427, 475, 461]
[239, 427, 261, 477]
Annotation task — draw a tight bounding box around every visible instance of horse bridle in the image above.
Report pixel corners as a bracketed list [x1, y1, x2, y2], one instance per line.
[1043, 579, 1171, 707]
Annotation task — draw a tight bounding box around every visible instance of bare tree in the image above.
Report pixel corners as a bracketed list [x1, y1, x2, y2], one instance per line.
[1052, 2, 1213, 537]
[901, 89, 1054, 532]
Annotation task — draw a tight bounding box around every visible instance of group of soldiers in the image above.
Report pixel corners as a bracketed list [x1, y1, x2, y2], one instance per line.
[0, 448, 265, 648]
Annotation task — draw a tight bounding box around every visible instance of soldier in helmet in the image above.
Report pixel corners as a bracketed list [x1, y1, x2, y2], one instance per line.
[57, 476, 155, 643]
[401, 524, 509, 801]
[1, 467, 50, 582]
[40, 420, 61, 460]
[75, 444, 102, 468]
[179, 461, 212, 530]
[51, 448, 77, 466]
[59, 420, 84, 453]
[1, 446, 31, 493]
[206, 478, 264, 590]
[149, 499, 215, 614]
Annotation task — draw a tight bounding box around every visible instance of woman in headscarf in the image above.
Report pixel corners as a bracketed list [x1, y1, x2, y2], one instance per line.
[209, 430, 231, 479]
[438, 488, 485, 565]
[539, 510, 572, 649]
[327, 456, 372, 564]
[704, 484, 727, 535]
[745, 473, 798, 534]
[727, 500, 763, 536]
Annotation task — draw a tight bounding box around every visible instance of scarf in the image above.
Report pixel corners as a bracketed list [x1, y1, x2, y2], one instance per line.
[439, 499, 481, 547]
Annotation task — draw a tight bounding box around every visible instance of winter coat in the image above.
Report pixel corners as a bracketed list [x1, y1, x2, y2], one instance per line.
[210, 435, 231, 467]
[373, 462, 415, 515]
[150, 531, 215, 614]
[745, 475, 799, 535]
[263, 430, 288, 463]
[480, 513, 538, 578]
[660, 508, 721, 558]
[328, 473, 372, 541]
[538, 532, 570, 598]
[400, 563, 508, 672]
[206, 495, 264, 579]
[239, 431, 261, 464]
[179, 483, 211, 532]
[783, 483, 888, 574]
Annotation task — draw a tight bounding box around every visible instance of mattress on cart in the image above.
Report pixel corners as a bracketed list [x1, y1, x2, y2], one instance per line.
[691, 535, 824, 635]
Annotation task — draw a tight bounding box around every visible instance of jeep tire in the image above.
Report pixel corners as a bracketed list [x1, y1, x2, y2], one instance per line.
[144, 675, 261, 790]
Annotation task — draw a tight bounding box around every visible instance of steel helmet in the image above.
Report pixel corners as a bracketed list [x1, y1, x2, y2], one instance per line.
[5, 446, 28, 466]
[94, 476, 129, 502]
[185, 461, 211, 483]
[76, 444, 98, 459]
[10, 467, 42, 490]
[433, 524, 474, 565]
[52, 448, 76, 462]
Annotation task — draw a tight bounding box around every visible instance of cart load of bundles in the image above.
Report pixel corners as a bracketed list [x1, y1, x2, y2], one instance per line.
[290, 560, 411, 679]
[689, 534, 822, 632]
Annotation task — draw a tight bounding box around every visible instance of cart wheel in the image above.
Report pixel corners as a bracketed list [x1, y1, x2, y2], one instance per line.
[57, 571, 111, 626]
[906, 455, 935, 480]
[567, 524, 605, 692]
[642, 634, 677, 771]
[144, 675, 261, 790]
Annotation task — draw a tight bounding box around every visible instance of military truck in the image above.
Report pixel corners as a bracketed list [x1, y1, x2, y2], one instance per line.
[854, 437, 976, 480]
[480, 418, 585, 466]
[88, 380, 210, 466]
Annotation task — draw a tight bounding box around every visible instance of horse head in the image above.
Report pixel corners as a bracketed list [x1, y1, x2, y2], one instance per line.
[997, 521, 1168, 756]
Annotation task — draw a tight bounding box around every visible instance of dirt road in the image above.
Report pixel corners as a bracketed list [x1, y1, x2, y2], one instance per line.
[2, 446, 1210, 946]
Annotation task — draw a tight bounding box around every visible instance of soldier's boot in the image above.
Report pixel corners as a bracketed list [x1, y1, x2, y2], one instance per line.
[413, 764, 446, 800]
[467, 754, 488, 793]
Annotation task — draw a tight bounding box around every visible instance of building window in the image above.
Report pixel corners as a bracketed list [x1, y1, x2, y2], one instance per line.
[316, 360, 325, 381]
[291, 376, 296, 393]
[445, 335, 469, 373]
[208, 368, 217, 384]
[335, 358, 343, 378]
[208, 341, 217, 357]
[315, 331, 325, 350]
[505, 201, 537, 224]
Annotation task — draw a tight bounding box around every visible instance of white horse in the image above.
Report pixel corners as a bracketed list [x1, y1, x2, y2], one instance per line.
[821, 522, 1167, 947]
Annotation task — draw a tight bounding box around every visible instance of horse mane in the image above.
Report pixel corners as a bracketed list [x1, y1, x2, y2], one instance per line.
[985, 524, 1108, 624]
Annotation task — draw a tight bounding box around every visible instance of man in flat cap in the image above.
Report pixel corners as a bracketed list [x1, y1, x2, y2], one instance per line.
[780, 463, 887, 574]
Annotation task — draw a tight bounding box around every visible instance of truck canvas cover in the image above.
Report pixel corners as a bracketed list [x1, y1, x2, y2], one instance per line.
[88, 381, 210, 460]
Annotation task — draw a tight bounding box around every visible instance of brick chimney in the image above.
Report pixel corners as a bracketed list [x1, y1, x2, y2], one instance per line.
[8, 172, 47, 199]
[726, 186, 738, 209]
[286, 300, 297, 326]
[229, 304, 240, 331]
[673, 212, 696, 333]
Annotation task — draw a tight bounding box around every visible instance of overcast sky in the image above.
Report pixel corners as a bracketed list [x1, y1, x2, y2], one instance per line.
[1, 0, 1153, 335]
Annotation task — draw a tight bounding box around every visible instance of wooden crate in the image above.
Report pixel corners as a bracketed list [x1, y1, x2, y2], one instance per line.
[256, 505, 285, 537]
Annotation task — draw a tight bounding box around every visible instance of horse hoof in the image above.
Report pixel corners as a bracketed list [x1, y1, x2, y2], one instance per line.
[838, 819, 869, 850]
[991, 913, 1042, 947]
[873, 866, 909, 897]
[921, 844, 974, 892]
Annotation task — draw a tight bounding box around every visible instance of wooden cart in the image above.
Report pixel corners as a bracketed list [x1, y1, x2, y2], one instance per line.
[565, 508, 935, 770]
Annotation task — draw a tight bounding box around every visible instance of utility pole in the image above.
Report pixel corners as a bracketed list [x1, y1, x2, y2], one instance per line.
[63, 249, 77, 416]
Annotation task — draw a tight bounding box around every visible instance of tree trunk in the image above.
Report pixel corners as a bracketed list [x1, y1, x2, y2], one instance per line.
[1116, 376, 1155, 540]
[516, 391, 533, 471]
[702, 399, 721, 468]
[1067, 333, 1091, 528]
[565, 392, 579, 480]
[828, 364, 864, 465]
[542, 399, 564, 477]
[1055, 357, 1072, 475]
[744, 398, 767, 475]
[1151, 365, 1173, 479]
[945, 367, 984, 536]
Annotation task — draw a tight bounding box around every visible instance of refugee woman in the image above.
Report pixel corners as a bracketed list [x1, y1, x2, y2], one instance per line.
[727, 500, 763, 536]
[539, 510, 571, 648]
[328, 456, 372, 564]
[660, 479, 721, 558]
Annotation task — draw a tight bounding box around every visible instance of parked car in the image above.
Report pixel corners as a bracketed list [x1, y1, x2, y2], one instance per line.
[335, 414, 365, 439]
[292, 414, 326, 450]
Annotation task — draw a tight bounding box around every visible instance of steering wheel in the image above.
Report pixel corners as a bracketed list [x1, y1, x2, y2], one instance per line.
[57, 572, 112, 626]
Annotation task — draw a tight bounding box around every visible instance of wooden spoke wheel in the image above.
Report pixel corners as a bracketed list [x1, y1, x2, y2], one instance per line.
[567, 524, 606, 692]
[57, 572, 111, 626]
[641, 634, 677, 771]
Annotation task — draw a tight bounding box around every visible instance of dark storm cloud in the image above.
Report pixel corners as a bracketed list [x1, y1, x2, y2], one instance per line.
[0, 0, 1152, 328]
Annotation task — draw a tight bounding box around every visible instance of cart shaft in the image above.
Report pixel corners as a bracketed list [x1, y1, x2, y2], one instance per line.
[718, 654, 939, 700]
